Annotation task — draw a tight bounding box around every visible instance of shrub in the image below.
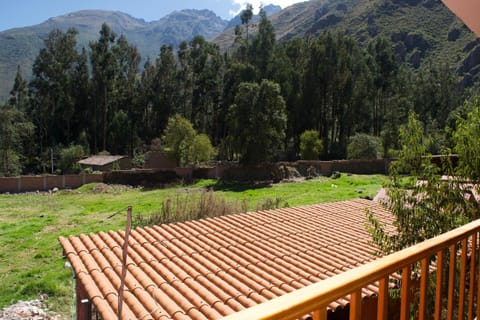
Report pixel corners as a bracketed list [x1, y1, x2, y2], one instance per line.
[189, 134, 215, 165]
[58, 145, 85, 174]
[299, 130, 322, 160]
[0, 150, 21, 177]
[133, 191, 287, 227]
[453, 97, 480, 180]
[150, 138, 163, 151]
[347, 133, 382, 159]
[163, 115, 215, 167]
[163, 115, 196, 166]
[132, 151, 145, 168]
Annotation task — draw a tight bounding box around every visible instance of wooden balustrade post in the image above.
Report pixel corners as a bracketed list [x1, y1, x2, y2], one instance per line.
[419, 258, 429, 320]
[377, 277, 389, 320]
[350, 289, 362, 320]
[468, 233, 477, 320]
[400, 266, 411, 320]
[312, 308, 327, 320]
[447, 244, 456, 320]
[459, 239, 468, 318]
[435, 250, 444, 320]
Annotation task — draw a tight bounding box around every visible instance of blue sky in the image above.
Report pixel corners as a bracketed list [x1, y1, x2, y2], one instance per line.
[0, 0, 307, 32]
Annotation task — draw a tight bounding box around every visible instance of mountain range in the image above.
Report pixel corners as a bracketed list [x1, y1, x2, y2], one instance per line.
[0, 9, 228, 102]
[214, 0, 479, 80]
[0, 0, 479, 102]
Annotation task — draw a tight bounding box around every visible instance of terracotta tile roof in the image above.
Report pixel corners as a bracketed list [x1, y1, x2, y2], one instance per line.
[59, 199, 395, 319]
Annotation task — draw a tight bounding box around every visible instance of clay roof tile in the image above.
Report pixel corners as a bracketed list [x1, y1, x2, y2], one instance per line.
[59, 199, 393, 319]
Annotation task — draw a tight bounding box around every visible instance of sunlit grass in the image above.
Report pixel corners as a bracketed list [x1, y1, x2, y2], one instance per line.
[0, 174, 386, 317]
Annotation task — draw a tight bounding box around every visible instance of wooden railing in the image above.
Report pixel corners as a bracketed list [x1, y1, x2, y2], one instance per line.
[222, 219, 480, 320]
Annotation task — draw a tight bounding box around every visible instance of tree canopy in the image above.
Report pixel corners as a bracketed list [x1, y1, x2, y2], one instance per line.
[2, 10, 477, 173]
[368, 99, 480, 254]
[227, 79, 287, 165]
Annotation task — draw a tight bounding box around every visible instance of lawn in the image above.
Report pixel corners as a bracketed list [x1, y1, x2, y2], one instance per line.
[0, 174, 386, 317]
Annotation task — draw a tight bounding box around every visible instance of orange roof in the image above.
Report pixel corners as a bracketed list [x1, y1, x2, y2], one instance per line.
[442, 0, 480, 36]
[59, 199, 395, 320]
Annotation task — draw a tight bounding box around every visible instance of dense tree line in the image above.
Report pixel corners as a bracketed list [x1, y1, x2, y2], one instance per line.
[0, 8, 471, 175]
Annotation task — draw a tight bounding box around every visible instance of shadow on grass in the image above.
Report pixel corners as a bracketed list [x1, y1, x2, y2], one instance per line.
[211, 180, 273, 192]
[135, 179, 273, 193]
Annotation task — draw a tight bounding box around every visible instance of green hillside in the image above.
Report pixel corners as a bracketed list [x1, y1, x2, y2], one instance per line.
[214, 0, 479, 86]
[0, 9, 228, 102]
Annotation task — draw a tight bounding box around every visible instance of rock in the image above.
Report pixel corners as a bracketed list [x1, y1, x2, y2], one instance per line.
[279, 165, 301, 181]
[392, 0, 421, 5]
[409, 49, 422, 69]
[448, 28, 461, 42]
[310, 14, 342, 32]
[391, 31, 430, 52]
[0, 298, 61, 320]
[422, 0, 437, 8]
[463, 39, 480, 52]
[404, 33, 430, 51]
[368, 25, 378, 37]
[336, 3, 348, 12]
[306, 166, 319, 179]
[394, 42, 407, 62]
[458, 45, 480, 75]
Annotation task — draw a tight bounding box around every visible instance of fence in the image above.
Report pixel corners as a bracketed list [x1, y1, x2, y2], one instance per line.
[0, 159, 392, 194]
[0, 173, 104, 193]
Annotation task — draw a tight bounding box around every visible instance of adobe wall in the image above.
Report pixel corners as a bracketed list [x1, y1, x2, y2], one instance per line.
[0, 177, 20, 193]
[218, 159, 389, 182]
[0, 159, 392, 193]
[85, 173, 104, 184]
[331, 159, 390, 175]
[143, 151, 177, 169]
[192, 164, 237, 180]
[45, 175, 64, 189]
[103, 169, 180, 188]
[118, 157, 132, 170]
[0, 173, 104, 193]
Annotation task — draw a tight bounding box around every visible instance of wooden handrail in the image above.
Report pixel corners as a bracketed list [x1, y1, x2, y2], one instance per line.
[222, 219, 480, 320]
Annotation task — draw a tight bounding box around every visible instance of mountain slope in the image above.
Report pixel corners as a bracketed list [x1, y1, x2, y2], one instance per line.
[214, 0, 479, 85]
[0, 9, 228, 102]
[224, 4, 282, 30]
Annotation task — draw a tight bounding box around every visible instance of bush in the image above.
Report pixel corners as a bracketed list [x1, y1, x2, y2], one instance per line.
[132, 151, 145, 168]
[189, 134, 215, 165]
[0, 150, 21, 177]
[453, 97, 480, 180]
[299, 130, 322, 160]
[163, 115, 196, 166]
[58, 145, 85, 174]
[163, 115, 215, 167]
[133, 190, 288, 227]
[347, 133, 382, 159]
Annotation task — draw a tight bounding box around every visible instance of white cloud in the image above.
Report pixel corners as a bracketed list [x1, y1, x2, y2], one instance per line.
[229, 0, 306, 17]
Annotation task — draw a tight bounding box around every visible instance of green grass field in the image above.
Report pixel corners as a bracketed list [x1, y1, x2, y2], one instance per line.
[0, 174, 386, 317]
